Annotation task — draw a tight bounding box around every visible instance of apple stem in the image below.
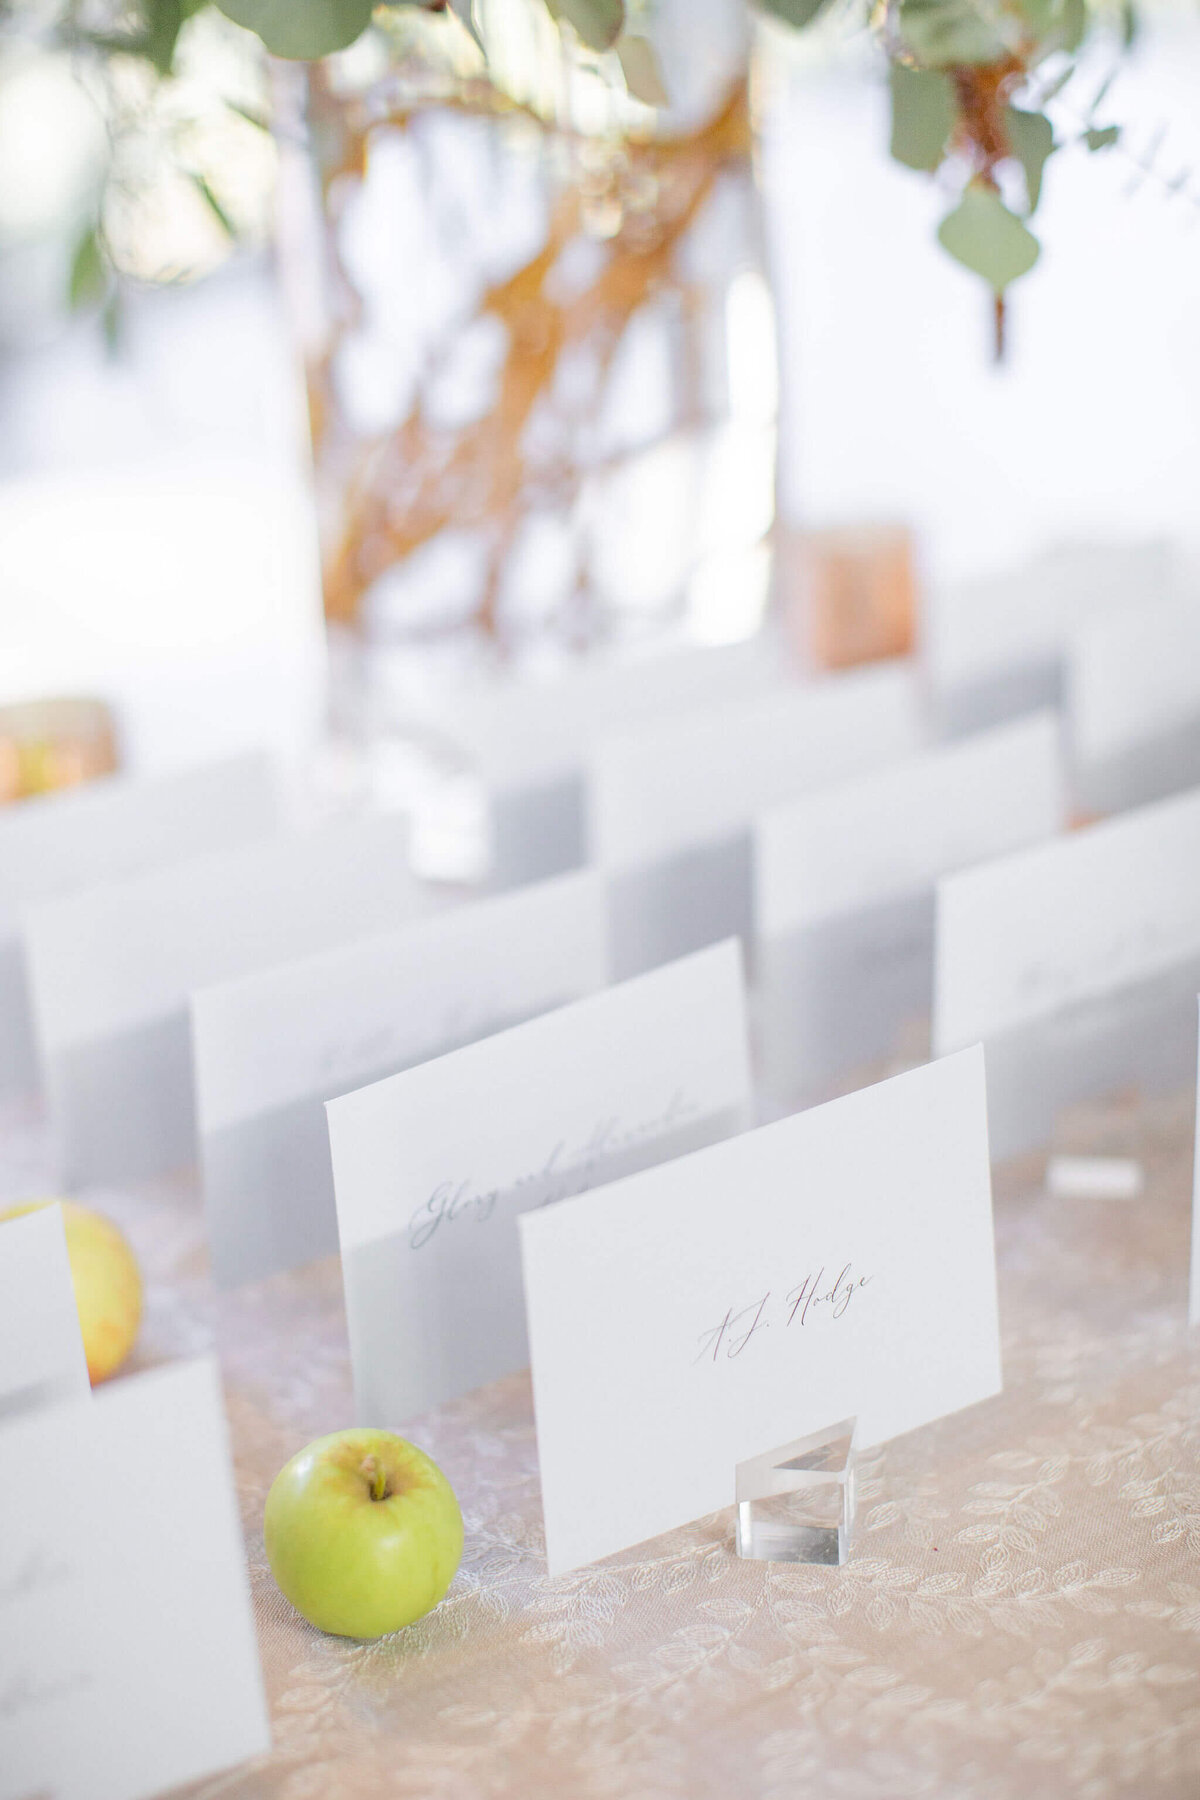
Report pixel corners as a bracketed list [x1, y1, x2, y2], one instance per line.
[360, 1454, 388, 1502]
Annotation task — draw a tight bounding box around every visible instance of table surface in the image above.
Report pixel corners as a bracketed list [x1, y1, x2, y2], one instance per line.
[5, 1079, 1199, 1800]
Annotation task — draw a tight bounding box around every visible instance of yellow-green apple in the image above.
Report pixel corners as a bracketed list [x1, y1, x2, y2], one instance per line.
[0, 1196, 141, 1383]
[264, 1428, 463, 1638]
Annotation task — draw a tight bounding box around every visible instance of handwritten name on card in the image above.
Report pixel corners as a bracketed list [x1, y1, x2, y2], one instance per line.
[935, 785, 1200, 1051]
[519, 1046, 1000, 1576]
[695, 1265, 874, 1364]
[193, 871, 606, 1287]
[329, 939, 753, 1426]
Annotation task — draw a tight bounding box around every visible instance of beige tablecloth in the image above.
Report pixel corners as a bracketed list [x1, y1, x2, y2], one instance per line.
[5, 1085, 1198, 1800]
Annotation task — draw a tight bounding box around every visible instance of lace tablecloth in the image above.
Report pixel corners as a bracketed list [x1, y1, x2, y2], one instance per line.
[5, 1083, 1198, 1800]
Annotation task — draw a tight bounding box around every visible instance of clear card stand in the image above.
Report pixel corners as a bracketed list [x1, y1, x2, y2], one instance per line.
[735, 1416, 858, 1565]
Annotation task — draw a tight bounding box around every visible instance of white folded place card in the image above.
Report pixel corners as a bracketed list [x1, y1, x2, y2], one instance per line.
[935, 786, 1200, 1158]
[194, 870, 607, 1289]
[1068, 595, 1200, 816]
[928, 541, 1174, 738]
[0, 1356, 270, 1800]
[422, 636, 791, 889]
[756, 713, 1065, 1104]
[519, 1045, 1000, 1576]
[1191, 1001, 1200, 1329]
[26, 814, 437, 1184]
[0, 751, 279, 1095]
[591, 662, 924, 979]
[329, 938, 753, 1427]
[0, 1206, 90, 1420]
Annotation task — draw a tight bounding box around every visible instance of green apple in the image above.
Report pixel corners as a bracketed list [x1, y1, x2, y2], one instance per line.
[264, 1428, 463, 1638]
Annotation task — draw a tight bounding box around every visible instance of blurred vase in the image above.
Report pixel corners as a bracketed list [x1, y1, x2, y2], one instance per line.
[273, 0, 777, 715]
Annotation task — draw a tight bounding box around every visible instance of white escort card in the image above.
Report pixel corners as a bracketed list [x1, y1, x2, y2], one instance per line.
[927, 540, 1174, 738]
[0, 1206, 90, 1420]
[935, 786, 1200, 1158]
[519, 1045, 1000, 1576]
[0, 751, 279, 1095]
[194, 871, 607, 1289]
[590, 663, 923, 979]
[328, 938, 753, 1427]
[756, 713, 1065, 1105]
[1192, 1000, 1200, 1327]
[421, 636, 790, 889]
[0, 1357, 270, 1800]
[1068, 595, 1200, 817]
[26, 814, 437, 1185]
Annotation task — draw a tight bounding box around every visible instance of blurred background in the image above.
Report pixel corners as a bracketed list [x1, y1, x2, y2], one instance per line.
[1, 0, 1198, 793]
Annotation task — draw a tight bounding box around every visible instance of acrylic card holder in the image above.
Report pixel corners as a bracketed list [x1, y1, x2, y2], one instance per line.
[735, 1416, 858, 1566]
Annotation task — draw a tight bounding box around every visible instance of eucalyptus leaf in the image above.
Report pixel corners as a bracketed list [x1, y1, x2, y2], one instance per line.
[1084, 123, 1119, 151]
[69, 225, 106, 310]
[889, 65, 955, 173]
[894, 0, 1010, 68]
[617, 34, 667, 107]
[545, 0, 624, 52]
[1005, 107, 1055, 213]
[937, 182, 1040, 293]
[215, 0, 376, 59]
[752, 0, 829, 27]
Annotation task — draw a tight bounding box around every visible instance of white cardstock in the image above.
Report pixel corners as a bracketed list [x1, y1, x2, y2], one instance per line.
[328, 938, 753, 1428]
[425, 637, 791, 889]
[1191, 999, 1200, 1329]
[26, 814, 438, 1184]
[519, 1045, 1000, 1576]
[755, 713, 1065, 1104]
[926, 541, 1174, 738]
[1068, 595, 1200, 816]
[0, 1206, 90, 1420]
[194, 871, 607, 1289]
[0, 1357, 270, 1800]
[0, 752, 279, 1095]
[591, 662, 924, 979]
[935, 786, 1200, 1157]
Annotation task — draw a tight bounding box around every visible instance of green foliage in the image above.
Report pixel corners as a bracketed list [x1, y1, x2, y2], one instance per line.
[1084, 123, 1119, 151]
[889, 65, 955, 172]
[617, 35, 668, 107]
[753, 0, 830, 26]
[214, 0, 380, 60]
[937, 181, 1040, 293]
[1005, 107, 1055, 213]
[68, 225, 107, 310]
[893, 0, 1011, 69]
[544, 0, 625, 52]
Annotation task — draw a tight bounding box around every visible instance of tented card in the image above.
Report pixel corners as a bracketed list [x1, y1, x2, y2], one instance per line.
[756, 713, 1065, 1103]
[1191, 1001, 1200, 1329]
[519, 1045, 1000, 1576]
[935, 786, 1200, 1157]
[27, 814, 436, 1184]
[0, 1205, 90, 1419]
[0, 1356, 270, 1800]
[194, 871, 607, 1288]
[427, 638, 789, 889]
[0, 751, 279, 1095]
[591, 663, 923, 979]
[329, 938, 752, 1426]
[1068, 595, 1200, 816]
[926, 541, 1173, 738]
